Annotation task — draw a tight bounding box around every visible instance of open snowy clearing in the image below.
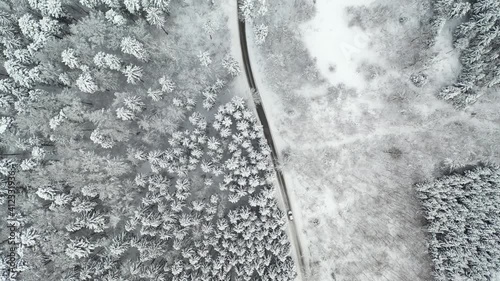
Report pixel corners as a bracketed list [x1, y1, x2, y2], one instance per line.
[301, 0, 376, 90]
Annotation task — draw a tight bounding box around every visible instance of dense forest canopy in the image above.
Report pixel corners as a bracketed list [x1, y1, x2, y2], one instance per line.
[433, 0, 500, 107]
[0, 0, 296, 280]
[417, 164, 500, 281]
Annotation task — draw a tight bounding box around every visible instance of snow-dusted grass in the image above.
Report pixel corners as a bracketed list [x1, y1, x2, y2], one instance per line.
[284, 90, 500, 280]
[250, 0, 500, 280]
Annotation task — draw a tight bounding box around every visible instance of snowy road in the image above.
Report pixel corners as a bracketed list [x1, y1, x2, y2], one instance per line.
[237, 18, 307, 280]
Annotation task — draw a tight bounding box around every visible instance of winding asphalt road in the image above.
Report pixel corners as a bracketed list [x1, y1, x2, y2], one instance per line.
[237, 19, 306, 279]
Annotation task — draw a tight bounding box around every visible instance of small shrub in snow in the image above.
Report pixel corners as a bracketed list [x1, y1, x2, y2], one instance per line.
[410, 72, 428, 87]
[197, 51, 212, 67]
[254, 24, 268, 45]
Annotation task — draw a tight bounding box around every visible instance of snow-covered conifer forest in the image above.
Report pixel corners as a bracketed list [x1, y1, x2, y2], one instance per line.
[417, 164, 500, 281]
[0, 0, 297, 280]
[0, 0, 499, 280]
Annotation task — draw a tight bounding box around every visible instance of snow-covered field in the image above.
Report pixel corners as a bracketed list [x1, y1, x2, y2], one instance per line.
[250, 0, 500, 280]
[301, 0, 375, 90]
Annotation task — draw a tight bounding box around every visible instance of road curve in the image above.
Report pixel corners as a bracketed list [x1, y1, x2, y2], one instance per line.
[237, 18, 307, 279]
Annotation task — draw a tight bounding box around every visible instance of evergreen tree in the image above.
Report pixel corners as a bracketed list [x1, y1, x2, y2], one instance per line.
[76, 71, 98, 93]
[222, 55, 241, 77]
[65, 237, 95, 259]
[61, 48, 80, 69]
[121, 36, 149, 61]
[105, 9, 127, 26]
[198, 51, 212, 67]
[145, 7, 165, 28]
[417, 164, 500, 281]
[159, 75, 175, 93]
[122, 64, 143, 84]
[433, 0, 500, 107]
[124, 0, 142, 14]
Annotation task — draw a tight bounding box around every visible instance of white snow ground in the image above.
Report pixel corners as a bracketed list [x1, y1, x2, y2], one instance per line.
[301, 0, 376, 90]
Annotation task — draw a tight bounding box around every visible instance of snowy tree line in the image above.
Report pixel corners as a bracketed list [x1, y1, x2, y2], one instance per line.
[416, 164, 500, 281]
[432, 0, 500, 108]
[0, 0, 296, 280]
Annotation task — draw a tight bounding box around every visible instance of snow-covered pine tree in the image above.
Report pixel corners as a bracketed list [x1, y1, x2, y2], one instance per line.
[27, 0, 64, 18]
[20, 227, 39, 247]
[122, 64, 143, 84]
[416, 164, 500, 280]
[222, 55, 241, 77]
[147, 87, 163, 101]
[145, 7, 165, 28]
[434, 0, 500, 107]
[124, 0, 142, 14]
[76, 71, 98, 93]
[61, 48, 80, 69]
[18, 13, 39, 40]
[198, 51, 212, 67]
[105, 9, 127, 26]
[238, 0, 268, 21]
[104, 53, 122, 71]
[65, 237, 95, 259]
[159, 75, 175, 93]
[121, 36, 149, 61]
[0, 116, 13, 134]
[123, 95, 145, 112]
[145, 0, 171, 11]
